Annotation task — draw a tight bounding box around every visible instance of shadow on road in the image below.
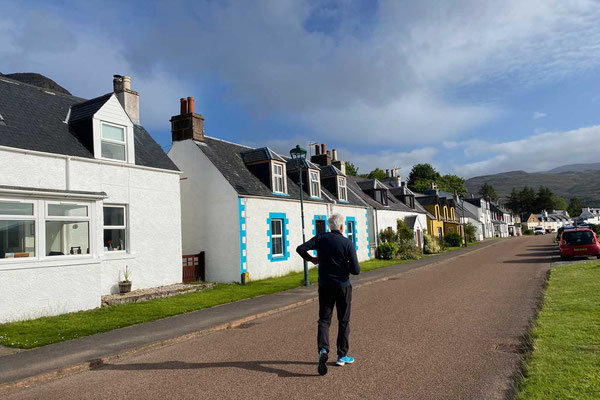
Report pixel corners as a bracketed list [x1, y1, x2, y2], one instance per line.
[503, 243, 559, 264]
[95, 360, 319, 378]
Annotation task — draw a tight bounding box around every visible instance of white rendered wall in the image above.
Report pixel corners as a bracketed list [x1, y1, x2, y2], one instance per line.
[168, 140, 240, 283]
[0, 149, 182, 322]
[243, 198, 371, 282]
[373, 209, 428, 248]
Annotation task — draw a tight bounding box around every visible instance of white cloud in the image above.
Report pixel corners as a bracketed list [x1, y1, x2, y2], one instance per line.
[338, 146, 440, 178]
[533, 112, 547, 119]
[454, 125, 600, 177]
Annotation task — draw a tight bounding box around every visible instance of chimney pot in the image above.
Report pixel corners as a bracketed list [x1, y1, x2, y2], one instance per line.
[113, 75, 123, 92]
[187, 97, 195, 114]
[315, 144, 320, 155]
[386, 169, 390, 177]
[332, 149, 338, 161]
[321, 143, 326, 154]
[326, 150, 331, 157]
[122, 76, 131, 91]
[180, 98, 188, 115]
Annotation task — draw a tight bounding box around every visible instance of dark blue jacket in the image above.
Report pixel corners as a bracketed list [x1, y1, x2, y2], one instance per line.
[296, 230, 360, 287]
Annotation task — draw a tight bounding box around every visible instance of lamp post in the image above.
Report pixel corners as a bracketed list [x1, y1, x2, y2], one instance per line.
[290, 144, 310, 286]
[461, 196, 468, 247]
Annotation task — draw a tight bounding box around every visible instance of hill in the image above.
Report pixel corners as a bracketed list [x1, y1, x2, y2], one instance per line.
[544, 162, 600, 174]
[465, 169, 600, 207]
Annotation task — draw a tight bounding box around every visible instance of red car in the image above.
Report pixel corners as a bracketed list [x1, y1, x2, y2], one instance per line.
[559, 228, 600, 261]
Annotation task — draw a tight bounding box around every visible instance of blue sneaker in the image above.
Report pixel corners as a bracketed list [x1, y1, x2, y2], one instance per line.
[336, 355, 355, 366]
[318, 348, 328, 376]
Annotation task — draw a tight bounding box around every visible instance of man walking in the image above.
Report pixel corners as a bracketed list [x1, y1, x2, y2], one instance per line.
[296, 213, 360, 376]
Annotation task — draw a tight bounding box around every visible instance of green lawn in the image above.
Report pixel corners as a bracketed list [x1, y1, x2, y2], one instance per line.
[0, 257, 406, 349]
[516, 261, 600, 400]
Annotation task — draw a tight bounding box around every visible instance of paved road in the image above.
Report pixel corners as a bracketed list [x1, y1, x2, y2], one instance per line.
[6, 236, 555, 400]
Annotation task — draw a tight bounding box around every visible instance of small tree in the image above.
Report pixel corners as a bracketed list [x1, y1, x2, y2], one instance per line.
[464, 222, 477, 242]
[345, 162, 359, 176]
[379, 227, 396, 244]
[423, 234, 441, 254]
[367, 168, 387, 180]
[479, 183, 497, 200]
[396, 219, 415, 250]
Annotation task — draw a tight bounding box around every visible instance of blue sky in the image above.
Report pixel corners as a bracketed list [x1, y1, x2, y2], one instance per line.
[2, 0, 600, 178]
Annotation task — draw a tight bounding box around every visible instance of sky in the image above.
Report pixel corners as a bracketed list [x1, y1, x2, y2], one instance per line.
[2, 0, 600, 179]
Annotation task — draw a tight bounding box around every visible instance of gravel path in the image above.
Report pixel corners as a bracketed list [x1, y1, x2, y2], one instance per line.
[6, 235, 554, 400]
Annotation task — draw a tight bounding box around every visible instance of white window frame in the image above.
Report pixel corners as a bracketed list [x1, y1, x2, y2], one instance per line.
[45, 201, 92, 258]
[271, 219, 284, 256]
[272, 162, 286, 194]
[100, 121, 127, 162]
[347, 220, 355, 243]
[0, 198, 37, 261]
[310, 170, 320, 197]
[103, 205, 128, 253]
[338, 177, 347, 201]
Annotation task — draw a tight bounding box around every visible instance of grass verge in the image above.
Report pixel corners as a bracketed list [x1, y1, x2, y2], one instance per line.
[0, 257, 408, 349]
[516, 261, 600, 400]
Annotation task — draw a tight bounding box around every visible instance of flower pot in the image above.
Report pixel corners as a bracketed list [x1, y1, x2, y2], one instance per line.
[119, 281, 132, 294]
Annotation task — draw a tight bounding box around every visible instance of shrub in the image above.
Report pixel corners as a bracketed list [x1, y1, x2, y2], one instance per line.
[523, 229, 534, 235]
[444, 232, 463, 247]
[397, 245, 422, 260]
[377, 242, 398, 260]
[379, 227, 396, 244]
[464, 222, 477, 243]
[423, 234, 441, 254]
[396, 219, 415, 250]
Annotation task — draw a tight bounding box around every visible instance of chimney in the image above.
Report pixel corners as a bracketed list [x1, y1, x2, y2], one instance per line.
[314, 144, 320, 155]
[311, 143, 332, 167]
[386, 169, 390, 178]
[170, 96, 205, 142]
[332, 149, 338, 161]
[113, 75, 140, 125]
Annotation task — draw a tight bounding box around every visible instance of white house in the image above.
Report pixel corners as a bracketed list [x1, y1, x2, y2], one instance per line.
[464, 197, 494, 239]
[0, 74, 182, 322]
[579, 207, 600, 225]
[168, 103, 371, 283]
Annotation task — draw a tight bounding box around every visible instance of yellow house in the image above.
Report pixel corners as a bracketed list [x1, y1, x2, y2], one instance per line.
[416, 194, 463, 240]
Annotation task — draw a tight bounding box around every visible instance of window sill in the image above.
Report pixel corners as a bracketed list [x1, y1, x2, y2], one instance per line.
[102, 252, 135, 260]
[272, 192, 291, 197]
[0, 256, 101, 271]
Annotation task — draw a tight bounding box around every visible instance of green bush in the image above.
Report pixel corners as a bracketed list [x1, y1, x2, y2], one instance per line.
[523, 229, 534, 235]
[423, 234, 441, 254]
[397, 245, 422, 260]
[377, 242, 398, 259]
[379, 227, 396, 244]
[464, 222, 477, 243]
[444, 232, 463, 247]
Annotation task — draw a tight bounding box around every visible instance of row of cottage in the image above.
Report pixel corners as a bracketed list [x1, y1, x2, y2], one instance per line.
[0, 74, 518, 322]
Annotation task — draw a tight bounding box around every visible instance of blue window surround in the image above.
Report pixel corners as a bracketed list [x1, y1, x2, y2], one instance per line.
[312, 214, 327, 256]
[272, 192, 291, 197]
[345, 216, 358, 251]
[267, 212, 290, 262]
[238, 198, 247, 273]
[338, 200, 349, 204]
[365, 209, 371, 258]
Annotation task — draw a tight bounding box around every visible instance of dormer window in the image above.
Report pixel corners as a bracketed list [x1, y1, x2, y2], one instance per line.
[374, 189, 388, 205]
[101, 122, 127, 161]
[310, 171, 320, 197]
[272, 162, 286, 194]
[338, 177, 347, 201]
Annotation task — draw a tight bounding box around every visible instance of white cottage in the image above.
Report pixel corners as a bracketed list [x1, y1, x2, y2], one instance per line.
[168, 103, 371, 283]
[0, 74, 182, 322]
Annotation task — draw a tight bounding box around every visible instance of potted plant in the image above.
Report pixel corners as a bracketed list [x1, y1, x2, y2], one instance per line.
[119, 266, 132, 294]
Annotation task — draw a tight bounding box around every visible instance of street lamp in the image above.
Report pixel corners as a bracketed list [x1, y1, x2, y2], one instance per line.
[290, 144, 310, 286]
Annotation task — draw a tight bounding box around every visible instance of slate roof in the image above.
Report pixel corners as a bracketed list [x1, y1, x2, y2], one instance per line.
[320, 165, 345, 178]
[196, 136, 365, 206]
[455, 202, 480, 221]
[0, 76, 178, 171]
[69, 94, 112, 122]
[346, 176, 423, 213]
[388, 186, 433, 218]
[240, 147, 286, 164]
[404, 215, 418, 229]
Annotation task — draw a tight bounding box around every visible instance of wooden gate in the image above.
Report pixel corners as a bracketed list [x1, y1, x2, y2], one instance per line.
[182, 252, 205, 283]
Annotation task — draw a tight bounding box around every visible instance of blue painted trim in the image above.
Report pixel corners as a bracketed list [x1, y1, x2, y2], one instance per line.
[267, 212, 290, 262]
[312, 214, 327, 256]
[345, 216, 358, 251]
[238, 198, 247, 273]
[310, 196, 323, 200]
[338, 200, 349, 204]
[272, 192, 291, 197]
[365, 209, 371, 258]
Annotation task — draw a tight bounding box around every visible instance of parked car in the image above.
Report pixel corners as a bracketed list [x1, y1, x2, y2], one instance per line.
[559, 228, 600, 261]
[556, 226, 575, 243]
[534, 227, 545, 235]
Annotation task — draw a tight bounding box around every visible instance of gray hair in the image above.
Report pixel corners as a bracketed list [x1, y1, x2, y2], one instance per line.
[328, 213, 344, 231]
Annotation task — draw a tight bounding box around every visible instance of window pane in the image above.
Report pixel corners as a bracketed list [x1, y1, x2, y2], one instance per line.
[104, 207, 124, 226]
[46, 221, 89, 256]
[101, 141, 126, 161]
[0, 220, 35, 258]
[272, 220, 282, 235]
[102, 124, 125, 141]
[104, 228, 126, 251]
[0, 201, 33, 216]
[48, 204, 88, 217]
[272, 237, 283, 255]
